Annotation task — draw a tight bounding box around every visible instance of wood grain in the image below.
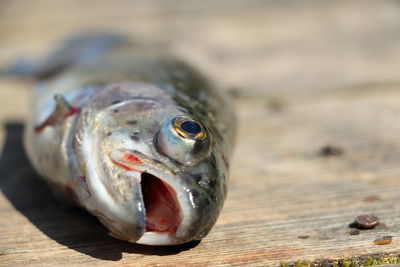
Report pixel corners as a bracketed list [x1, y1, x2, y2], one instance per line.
[1, 0, 400, 266]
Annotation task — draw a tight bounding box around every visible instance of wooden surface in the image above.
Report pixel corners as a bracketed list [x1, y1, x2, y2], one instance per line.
[1, 0, 400, 266]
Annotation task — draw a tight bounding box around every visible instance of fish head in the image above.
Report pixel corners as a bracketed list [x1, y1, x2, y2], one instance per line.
[77, 82, 228, 245]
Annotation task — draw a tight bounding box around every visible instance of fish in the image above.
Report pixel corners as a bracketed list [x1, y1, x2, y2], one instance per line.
[16, 34, 236, 245]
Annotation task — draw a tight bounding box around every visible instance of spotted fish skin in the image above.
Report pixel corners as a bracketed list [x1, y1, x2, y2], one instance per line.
[23, 36, 236, 245]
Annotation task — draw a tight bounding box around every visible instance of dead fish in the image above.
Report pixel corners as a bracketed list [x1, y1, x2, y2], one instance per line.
[17, 34, 236, 245]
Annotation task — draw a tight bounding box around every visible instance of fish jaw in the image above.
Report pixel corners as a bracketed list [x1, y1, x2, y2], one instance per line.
[109, 149, 197, 245]
[78, 123, 204, 245]
[80, 129, 146, 243]
[107, 148, 226, 245]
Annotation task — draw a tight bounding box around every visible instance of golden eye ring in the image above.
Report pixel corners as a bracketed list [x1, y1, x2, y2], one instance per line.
[172, 117, 206, 140]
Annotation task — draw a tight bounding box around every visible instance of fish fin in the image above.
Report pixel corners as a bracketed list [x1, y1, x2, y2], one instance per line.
[5, 33, 127, 80]
[54, 94, 74, 115]
[34, 94, 79, 133]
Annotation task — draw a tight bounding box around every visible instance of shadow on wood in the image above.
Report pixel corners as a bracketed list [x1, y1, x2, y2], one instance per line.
[0, 122, 199, 261]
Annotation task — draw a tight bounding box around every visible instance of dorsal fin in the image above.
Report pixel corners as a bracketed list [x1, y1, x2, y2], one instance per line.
[34, 94, 79, 133]
[54, 94, 73, 115]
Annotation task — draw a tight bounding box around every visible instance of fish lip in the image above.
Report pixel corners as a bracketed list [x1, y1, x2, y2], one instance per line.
[109, 149, 192, 244]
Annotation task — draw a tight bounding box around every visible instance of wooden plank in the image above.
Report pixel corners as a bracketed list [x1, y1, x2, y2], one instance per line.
[1, 0, 400, 266]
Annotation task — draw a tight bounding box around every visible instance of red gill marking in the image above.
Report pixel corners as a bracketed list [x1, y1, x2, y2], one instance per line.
[111, 159, 143, 173]
[63, 107, 79, 118]
[34, 123, 48, 133]
[124, 153, 142, 164]
[34, 107, 80, 134]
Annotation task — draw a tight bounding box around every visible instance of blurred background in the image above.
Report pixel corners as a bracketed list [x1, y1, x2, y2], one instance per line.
[1, 0, 400, 265]
[2, 0, 400, 141]
[2, 1, 400, 91]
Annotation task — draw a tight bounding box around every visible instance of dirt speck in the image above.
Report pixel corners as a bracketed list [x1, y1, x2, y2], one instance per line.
[297, 235, 310, 239]
[266, 98, 285, 112]
[349, 229, 360, 235]
[363, 195, 381, 202]
[227, 87, 243, 98]
[320, 145, 343, 157]
[373, 236, 392, 245]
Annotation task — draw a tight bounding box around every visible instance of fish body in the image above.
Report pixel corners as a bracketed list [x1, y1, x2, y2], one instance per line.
[23, 35, 235, 245]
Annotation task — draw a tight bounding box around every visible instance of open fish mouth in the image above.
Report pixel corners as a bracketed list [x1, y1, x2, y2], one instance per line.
[141, 172, 182, 235]
[109, 149, 185, 244]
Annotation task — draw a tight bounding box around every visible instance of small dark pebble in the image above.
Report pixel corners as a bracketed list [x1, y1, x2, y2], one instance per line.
[349, 229, 360, 235]
[373, 236, 392, 245]
[353, 214, 380, 229]
[297, 235, 310, 239]
[320, 145, 343, 156]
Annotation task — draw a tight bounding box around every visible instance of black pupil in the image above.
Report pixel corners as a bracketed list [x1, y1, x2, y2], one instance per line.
[181, 120, 201, 135]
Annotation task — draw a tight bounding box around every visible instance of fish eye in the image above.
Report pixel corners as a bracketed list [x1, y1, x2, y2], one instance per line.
[173, 117, 206, 140]
[156, 116, 211, 164]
